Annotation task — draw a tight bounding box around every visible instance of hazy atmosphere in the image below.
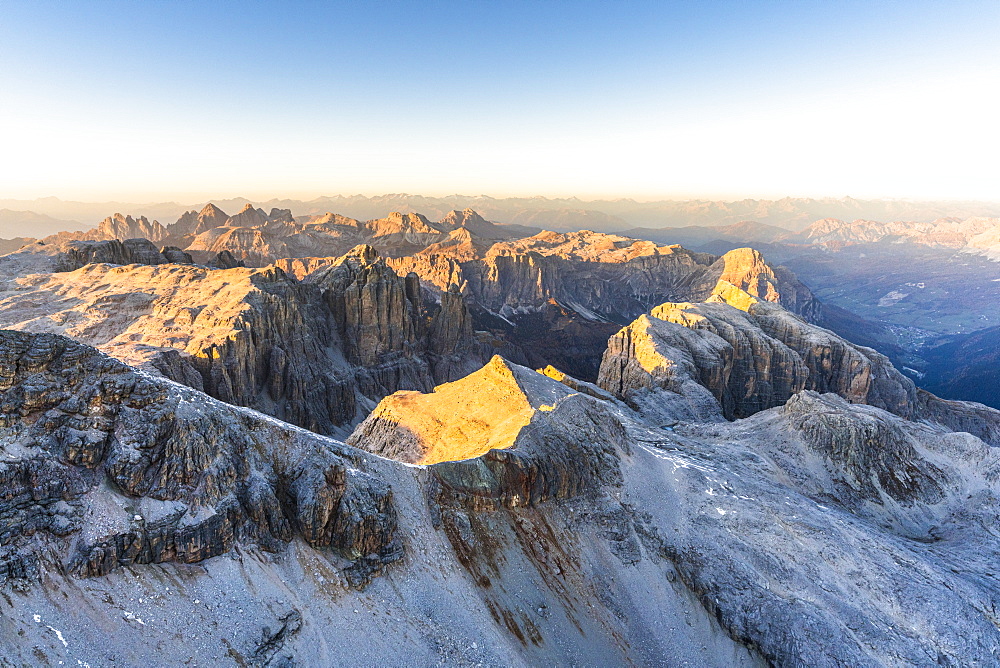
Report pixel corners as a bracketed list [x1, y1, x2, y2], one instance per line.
[1, 0, 997, 201]
[4, 3, 1000, 667]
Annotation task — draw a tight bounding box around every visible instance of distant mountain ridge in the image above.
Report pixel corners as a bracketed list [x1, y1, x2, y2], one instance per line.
[0, 208, 85, 238]
[4, 194, 1000, 237]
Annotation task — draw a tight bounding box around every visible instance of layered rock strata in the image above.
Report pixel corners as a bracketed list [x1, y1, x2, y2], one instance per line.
[0, 246, 483, 433]
[0, 330, 399, 586]
[96, 213, 168, 243]
[598, 296, 1000, 442]
[6, 330, 1000, 665]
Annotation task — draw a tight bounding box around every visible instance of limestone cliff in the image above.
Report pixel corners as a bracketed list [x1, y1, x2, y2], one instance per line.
[0, 330, 398, 586]
[96, 213, 168, 243]
[7, 330, 1000, 665]
[598, 297, 1000, 442]
[170, 202, 230, 236]
[0, 245, 483, 433]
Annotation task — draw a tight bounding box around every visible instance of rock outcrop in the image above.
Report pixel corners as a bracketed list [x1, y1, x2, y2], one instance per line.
[598, 296, 1000, 442]
[6, 325, 1000, 665]
[96, 213, 168, 243]
[351, 355, 629, 511]
[599, 298, 916, 420]
[0, 330, 399, 585]
[0, 245, 484, 433]
[170, 202, 230, 236]
[349, 355, 575, 464]
[62, 238, 193, 269]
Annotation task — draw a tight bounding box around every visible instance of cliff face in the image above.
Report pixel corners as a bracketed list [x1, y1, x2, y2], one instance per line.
[7, 330, 1000, 665]
[416, 234, 819, 323]
[0, 330, 399, 585]
[597, 296, 1000, 442]
[604, 295, 913, 420]
[0, 246, 483, 433]
[389, 235, 820, 383]
[96, 213, 169, 243]
[0, 332, 758, 667]
[62, 238, 193, 269]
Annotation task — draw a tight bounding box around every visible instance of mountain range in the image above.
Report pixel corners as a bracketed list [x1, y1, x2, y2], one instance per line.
[2, 200, 1000, 664]
[4, 194, 1000, 238]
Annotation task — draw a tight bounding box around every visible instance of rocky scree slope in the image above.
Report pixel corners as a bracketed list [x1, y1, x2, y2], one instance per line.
[5, 325, 1000, 664]
[1, 329, 763, 667]
[351, 350, 1000, 666]
[0, 330, 399, 586]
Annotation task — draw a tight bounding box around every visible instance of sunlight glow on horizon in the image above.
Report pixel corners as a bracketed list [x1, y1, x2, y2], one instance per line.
[0, 1, 997, 202]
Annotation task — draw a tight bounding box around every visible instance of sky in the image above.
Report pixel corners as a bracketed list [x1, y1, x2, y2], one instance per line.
[0, 0, 997, 202]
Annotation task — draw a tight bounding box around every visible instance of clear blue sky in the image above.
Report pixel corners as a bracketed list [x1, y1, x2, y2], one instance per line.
[0, 1, 997, 201]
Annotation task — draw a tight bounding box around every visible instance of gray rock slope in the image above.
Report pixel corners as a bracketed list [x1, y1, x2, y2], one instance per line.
[5, 328, 1000, 665]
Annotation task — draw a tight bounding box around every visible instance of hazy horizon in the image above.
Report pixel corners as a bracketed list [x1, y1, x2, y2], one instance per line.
[2, 0, 997, 202]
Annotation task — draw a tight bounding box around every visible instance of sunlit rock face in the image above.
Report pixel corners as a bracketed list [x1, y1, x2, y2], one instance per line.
[425, 234, 819, 323]
[0, 245, 483, 434]
[170, 203, 230, 236]
[96, 213, 169, 243]
[387, 232, 819, 383]
[597, 293, 1000, 449]
[348, 355, 573, 464]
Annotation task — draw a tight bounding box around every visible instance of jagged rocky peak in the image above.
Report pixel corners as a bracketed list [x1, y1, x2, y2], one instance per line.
[309, 211, 364, 228]
[0, 329, 399, 585]
[598, 297, 918, 421]
[437, 208, 499, 236]
[331, 242, 381, 268]
[367, 211, 440, 236]
[268, 207, 294, 224]
[416, 226, 493, 261]
[710, 247, 780, 300]
[186, 225, 289, 266]
[780, 391, 946, 506]
[96, 212, 168, 243]
[200, 201, 228, 221]
[349, 355, 576, 464]
[171, 202, 230, 235]
[701, 246, 821, 320]
[307, 245, 424, 368]
[227, 202, 270, 228]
